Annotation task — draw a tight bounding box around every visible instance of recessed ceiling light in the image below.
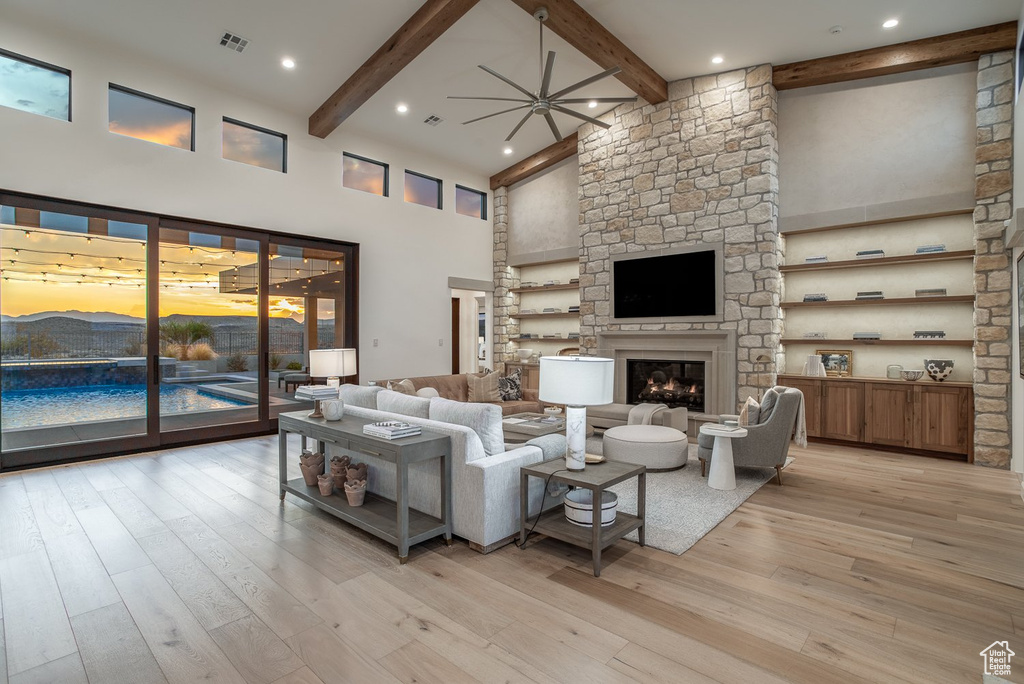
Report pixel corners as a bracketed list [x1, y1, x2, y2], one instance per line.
[396, 103, 408, 113]
[281, 57, 295, 69]
[711, 55, 724, 65]
[882, 18, 899, 29]
[503, 147, 513, 155]
[588, 100, 597, 108]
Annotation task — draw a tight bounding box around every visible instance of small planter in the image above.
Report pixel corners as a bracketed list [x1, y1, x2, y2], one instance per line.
[344, 483, 366, 506]
[299, 450, 324, 486]
[346, 463, 367, 483]
[317, 474, 333, 496]
[563, 489, 617, 527]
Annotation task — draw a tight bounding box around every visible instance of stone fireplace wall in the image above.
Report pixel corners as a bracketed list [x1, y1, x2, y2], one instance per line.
[577, 65, 781, 410]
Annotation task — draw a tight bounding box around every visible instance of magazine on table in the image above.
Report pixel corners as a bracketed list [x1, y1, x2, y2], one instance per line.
[363, 420, 422, 439]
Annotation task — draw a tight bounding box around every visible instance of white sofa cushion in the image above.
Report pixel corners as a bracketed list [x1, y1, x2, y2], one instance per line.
[377, 389, 430, 418]
[339, 384, 383, 409]
[429, 396, 504, 456]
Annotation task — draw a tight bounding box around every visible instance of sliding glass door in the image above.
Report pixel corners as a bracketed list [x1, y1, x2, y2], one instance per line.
[0, 192, 358, 469]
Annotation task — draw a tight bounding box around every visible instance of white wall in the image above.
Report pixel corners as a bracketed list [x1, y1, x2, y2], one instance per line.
[507, 155, 579, 260]
[0, 18, 494, 382]
[1010, 4, 1024, 478]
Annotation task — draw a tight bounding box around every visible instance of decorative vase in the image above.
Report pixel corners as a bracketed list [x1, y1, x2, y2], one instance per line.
[322, 399, 345, 421]
[886, 364, 903, 380]
[923, 358, 954, 382]
[299, 449, 324, 486]
[317, 474, 333, 496]
[344, 480, 366, 506]
[802, 354, 827, 377]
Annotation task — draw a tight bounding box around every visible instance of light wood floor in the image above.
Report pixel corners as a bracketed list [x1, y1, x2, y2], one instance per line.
[0, 436, 1022, 684]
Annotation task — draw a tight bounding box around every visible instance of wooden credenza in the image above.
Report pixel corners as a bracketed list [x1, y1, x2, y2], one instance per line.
[779, 375, 973, 461]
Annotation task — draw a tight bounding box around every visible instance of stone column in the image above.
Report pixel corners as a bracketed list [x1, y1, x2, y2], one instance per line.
[491, 186, 518, 371]
[973, 51, 1015, 468]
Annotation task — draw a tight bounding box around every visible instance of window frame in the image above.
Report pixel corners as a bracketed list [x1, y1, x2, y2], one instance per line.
[404, 169, 443, 210]
[0, 47, 72, 122]
[342, 152, 389, 197]
[455, 184, 488, 220]
[221, 116, 288, 173]
[107, 83, 196, 151]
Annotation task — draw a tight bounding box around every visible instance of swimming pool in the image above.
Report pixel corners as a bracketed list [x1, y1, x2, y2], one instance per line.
[1, 383, 251, 429]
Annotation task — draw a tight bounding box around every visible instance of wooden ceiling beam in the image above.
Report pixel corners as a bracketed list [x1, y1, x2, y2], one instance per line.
[308, 0, 479, 139]
[490, 132, 577, 189]
[773, 21, 1018, 91]
[509, 0, 668, 104]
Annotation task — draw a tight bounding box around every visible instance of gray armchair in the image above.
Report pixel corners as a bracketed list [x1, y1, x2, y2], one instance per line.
[697, 386, 803, 485]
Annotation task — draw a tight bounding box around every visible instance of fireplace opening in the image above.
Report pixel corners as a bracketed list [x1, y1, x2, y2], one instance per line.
[626, 359, 705, 412]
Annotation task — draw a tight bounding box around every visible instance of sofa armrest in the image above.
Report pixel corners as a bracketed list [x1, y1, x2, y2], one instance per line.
[467, 446, 548, 546]
[657, 407, 689, 432]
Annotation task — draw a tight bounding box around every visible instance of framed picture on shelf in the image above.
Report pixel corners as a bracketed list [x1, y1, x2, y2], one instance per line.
[1018, 251, 1023, 378]
[817, 349, 853, 377]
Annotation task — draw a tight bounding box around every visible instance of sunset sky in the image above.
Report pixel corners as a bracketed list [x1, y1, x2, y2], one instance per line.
[108, 87, 193, 150]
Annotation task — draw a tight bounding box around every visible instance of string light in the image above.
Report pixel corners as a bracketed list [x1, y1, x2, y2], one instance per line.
[24, 230, 31, 237]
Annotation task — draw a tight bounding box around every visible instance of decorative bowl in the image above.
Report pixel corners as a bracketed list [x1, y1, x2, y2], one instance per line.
[923, 359, 954, 382]
[517, 348, 533, 361]
[564, 489, 617, 527]
[900, 370, 924, 381]
[543, 406, 563, 416]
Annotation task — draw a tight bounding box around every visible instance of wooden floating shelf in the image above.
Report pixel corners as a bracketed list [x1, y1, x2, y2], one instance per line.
[780, 250, 973, 273]
[781, 295, 975, 309]
[510, 283, 579, 293]
[512, 337, 579, 342]
[511, 312, 579, 319]
[782, 338, 974, 347]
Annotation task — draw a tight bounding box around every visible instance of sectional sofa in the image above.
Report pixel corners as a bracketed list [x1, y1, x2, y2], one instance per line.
[375, 373, 542, 415]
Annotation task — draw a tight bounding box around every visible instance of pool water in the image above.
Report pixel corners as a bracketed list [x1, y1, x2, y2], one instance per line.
[1, 384, 251, 429]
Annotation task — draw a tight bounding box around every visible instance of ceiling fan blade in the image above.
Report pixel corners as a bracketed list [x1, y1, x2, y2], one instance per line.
[548, 66, 622, 100]
[539, 51, 557, 98]
[461, 104, 532, 126]
[555, 97, 638, 104]
[551, 104, 611, 129]
[448, 96, 533, 103]
[543, 113, 563, 143]
[506, 110, 535, 141]
[478, 64, 537, 100]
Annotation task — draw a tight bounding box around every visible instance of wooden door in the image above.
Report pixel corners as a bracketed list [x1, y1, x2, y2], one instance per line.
[821, 382, 864, 442]
[783, 378, 821, 438]
[915, 385, 970, 455]
[865, 383, 913, 448]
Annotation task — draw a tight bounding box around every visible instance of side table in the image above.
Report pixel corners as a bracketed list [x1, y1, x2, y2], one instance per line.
[519, 459, 645, 577]
[699, 424, 748, 491]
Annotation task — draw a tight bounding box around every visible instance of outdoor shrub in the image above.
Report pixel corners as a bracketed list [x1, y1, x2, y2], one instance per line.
[0, 333, 63, 358]
[187, 343, 218, 361]
[159, 320, 214, 360]
[286, 361, 303, 371]
[270, 353, 282, 370]
[226, 353, 248, 372]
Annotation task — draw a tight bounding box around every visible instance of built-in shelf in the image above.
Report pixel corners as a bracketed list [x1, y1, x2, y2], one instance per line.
[781, 338, 973, 347]
[512, 337, 578, 342]
[511, 311, 579, 319]
[779, 207, 974, 236]
[781, 295, 975, 309]
[780, 250, 973, 273]
[510, 283, 579, 293]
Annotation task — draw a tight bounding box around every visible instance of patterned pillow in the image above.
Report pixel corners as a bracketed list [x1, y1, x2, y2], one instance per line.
[498, 367, 523, 401]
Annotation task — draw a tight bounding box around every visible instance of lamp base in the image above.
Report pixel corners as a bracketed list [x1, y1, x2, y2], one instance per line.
[565, 405, 587, 471]
[308, 399, 324, 420]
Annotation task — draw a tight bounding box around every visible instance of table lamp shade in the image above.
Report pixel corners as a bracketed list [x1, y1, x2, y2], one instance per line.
[539, 356, 614, 406]
[309, 348, 357, 379]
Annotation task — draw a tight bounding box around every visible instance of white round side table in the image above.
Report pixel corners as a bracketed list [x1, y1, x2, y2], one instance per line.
[699, 424, 748, 491]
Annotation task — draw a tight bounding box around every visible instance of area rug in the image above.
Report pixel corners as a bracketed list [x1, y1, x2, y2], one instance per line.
[585, 436, 791, 555]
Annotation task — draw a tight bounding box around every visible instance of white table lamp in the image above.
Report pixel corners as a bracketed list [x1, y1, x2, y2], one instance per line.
[539, 356, 614, 471]
[307, 348, 357, 418]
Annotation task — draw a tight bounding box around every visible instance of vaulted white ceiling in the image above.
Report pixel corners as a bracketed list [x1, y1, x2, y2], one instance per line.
[2, 0, 1019, 175]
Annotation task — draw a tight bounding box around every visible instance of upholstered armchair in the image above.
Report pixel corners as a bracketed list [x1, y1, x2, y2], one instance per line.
[696, 386, 803, 485]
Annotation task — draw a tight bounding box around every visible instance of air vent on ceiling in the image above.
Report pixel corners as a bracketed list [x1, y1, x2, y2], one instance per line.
[423, 114, 444, 127]
[220, 31, 250, 53]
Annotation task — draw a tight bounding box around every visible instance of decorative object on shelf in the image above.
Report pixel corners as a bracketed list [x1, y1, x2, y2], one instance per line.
[568, 305, 580, 313]
[916, 244, 947, 253]
[801, 354, 827, 377]
[544, 406, 563, 416]
[543, 279, 561, 286]
[521, 281, 539, 287]
[913, 330, 946, 339]
[299, 449, 324, 486]
[852, 332, 881, 340]
[924, 358, 954, 382]
[344, 478, 366, 506]
[346, 462, 368, 484]
[518, 308, 537, 315]
[322, 398, 345, 421]
[567, 332, 580, 340]
[530, 351, 541, 362]
[856, 249, 885, 259]
[569, 277, 580, 284]
[362, 421, 421, 439]
[916, 288, 947, 297]
[542, 307, 562, 313]
[517, 348, 533, 361]
[886, 364, 904, 380]
[330, 455, 350, 489]
[317, 473, 334, 496]
[294, 384, 340, 419]
[803, 332, 827, 339]
[856, 291, 885, 300]
[539, 355, 614, 471]
[805, 255, 828, 263]
[519, 333, 538, 339]
[563, 489, 617, 527]
[900, 369, 925, 381]
[817, 349, 853, 376]
[803, 293, 828, 302]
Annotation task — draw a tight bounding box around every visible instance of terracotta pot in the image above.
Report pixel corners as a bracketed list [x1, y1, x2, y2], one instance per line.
[317, 474, 333, 496]
[333, 474, 347, 489]
[345, 486, 366, 506]
[299, 451, 324, 486]
[346, 463, 367, 483]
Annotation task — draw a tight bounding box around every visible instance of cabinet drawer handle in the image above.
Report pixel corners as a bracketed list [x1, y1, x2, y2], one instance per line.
[319, 437, 338, 444]
[360, 448, 382, 458]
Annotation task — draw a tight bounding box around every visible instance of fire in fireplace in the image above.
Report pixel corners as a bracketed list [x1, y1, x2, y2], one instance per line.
[626, 359, 705, 412]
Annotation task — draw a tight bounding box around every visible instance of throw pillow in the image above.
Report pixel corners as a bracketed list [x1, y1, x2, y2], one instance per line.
[758, 387, 780, 424]
[428, 396, 504, 456]
[416, 387, 440, 398]
[497, 367, 523, 401]
[467, 370, 501, 402]
[338, 384, 384, 409]
[387, 379, 416, 395]
[738, 396, 760, 426]
[377, 389, 431, 419]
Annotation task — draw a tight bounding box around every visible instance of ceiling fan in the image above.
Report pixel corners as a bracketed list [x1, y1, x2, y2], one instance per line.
[448, 7, 637, 143]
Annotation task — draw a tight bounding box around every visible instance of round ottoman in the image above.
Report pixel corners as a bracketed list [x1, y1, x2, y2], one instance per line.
[602, 425, 688, 471]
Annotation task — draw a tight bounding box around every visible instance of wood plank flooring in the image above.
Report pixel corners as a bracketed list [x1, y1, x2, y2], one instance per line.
[0, 436, 1022, 683]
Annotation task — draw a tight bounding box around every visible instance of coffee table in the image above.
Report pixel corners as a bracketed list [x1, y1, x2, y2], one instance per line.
[502, 412, 565, 444]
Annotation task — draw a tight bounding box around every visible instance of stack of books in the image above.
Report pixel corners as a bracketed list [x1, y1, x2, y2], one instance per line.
[805, 255, 828, 264]
[543, 279, 561, 286]
[803, 332, 827, 339]
[519, 333, 538, 339]
[856, 249, 885, 259]
[543, 333, 560, 338]
[518, 308, 537, 315]
[568, 305, 580, 313]
[916, 288, 947, 297]
[569, 277, 580, 285]
[294, 385, 339, 401]
[521, 281, 539, 288]
[363, 421, 421, 440]
[853, 332, 882, 340]
[567, 332, 580, 340]
[803, 293, 828, 302]
[914, 330, 946, 339]
[542, 307, 562, 313]
[855, 291, 885, 300]
[916, 244, 947, 254]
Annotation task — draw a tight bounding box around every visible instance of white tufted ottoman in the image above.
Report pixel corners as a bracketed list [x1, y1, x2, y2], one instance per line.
[602, 425, 688, 472]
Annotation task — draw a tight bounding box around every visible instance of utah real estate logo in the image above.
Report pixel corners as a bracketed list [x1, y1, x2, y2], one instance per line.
[980, 641, 1014, 677]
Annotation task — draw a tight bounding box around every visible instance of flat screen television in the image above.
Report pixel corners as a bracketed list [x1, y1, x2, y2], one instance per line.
[613, 249, 717, 318]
